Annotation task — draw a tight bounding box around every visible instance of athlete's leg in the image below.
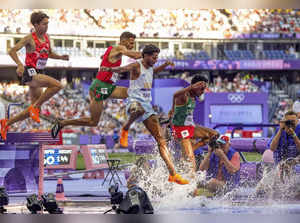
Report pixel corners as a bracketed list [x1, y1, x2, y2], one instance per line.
[30, 74, 63, 108]
[143, 115, 176, 174]
[143, 115, 189, 184]
[25, 74, 62, 122]
[192, 125, 218, 151]
[51, 90, 104, 138]
[194, 125, 218, 139]
[120, 101, 145, 147]
[123, 101, 145, 131]
[1, 86, 42, 140]
[60, 90, 103, 127]
[109, 86, 128, 99]
[180, 138, 197, 173]
[7, 86, 43, 127]
[109, 86, 129, 146]
[51, 79, 116, 138]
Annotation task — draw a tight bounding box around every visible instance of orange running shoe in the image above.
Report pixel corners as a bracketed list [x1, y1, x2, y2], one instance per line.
[0, 119, 8, 141]
[119, 128, 128, 147]
[168, 173, 189, 185]
[29, 105, 40, 123]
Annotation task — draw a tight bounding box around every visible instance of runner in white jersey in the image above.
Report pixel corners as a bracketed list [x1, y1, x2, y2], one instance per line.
[100, 44, 189, 185]
[126, 59, 154, 122]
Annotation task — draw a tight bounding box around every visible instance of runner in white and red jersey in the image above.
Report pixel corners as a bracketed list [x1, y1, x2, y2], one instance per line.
[0, 11, 69, 140]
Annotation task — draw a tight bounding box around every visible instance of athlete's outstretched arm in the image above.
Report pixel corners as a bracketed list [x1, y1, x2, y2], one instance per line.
[100, 62, 139, 74]
[153, 60, 174, 74]
[48, 50, 69, 60]
[48, 47, 69, 60]
[114, 45, 142, 60]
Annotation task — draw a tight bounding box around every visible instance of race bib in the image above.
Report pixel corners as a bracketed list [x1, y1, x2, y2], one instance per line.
[111, 72, 119, 83]
[27, 68, 37, 76]
[101, 88, 108, 94]
[36, 58, 47, 69]
[181, 130, 190, 138]
[142, 91, 151, 99]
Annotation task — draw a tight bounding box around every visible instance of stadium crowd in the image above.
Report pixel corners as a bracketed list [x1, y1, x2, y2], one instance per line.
[1, 9, 300, 38]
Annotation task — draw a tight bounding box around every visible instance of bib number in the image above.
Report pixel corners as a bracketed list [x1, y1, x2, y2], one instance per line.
[27, 68, 37, 76]
[142, 91, 151, 99]
[181, 130, 190, 138]
[101, 88, 108, 94]
[36, 59, 47, 69]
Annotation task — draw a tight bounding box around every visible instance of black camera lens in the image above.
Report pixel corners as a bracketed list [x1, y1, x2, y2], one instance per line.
[285, 120, 294, 126]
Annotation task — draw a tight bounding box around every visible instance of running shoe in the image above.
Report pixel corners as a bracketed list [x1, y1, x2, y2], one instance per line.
[51, 119, 63, 139]
[168, 173, 189, 185]
[0, 119, 8, 141]
[28, 105, 40, 123]
[120, 128, 128, 147]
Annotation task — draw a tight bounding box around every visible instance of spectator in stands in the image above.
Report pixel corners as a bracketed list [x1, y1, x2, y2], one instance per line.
[199, 135, 240, 194]
[269, 111, 300, 165]
[2, 9, 300, 39]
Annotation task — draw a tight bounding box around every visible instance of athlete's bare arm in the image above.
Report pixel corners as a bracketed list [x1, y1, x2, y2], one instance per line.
[49, 49, 69, 60]
[169, 86, 191, 115]
[48, 36, 69, 60]
[153, 60, 174, 74]
[100, 62, 139, 74]
[8, 35, 31, 64]
[8, 34, 32, 76]
[110, 45, 142, 60]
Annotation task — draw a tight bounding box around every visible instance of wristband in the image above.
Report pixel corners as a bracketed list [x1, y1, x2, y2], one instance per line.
[293, 133, 297, 138]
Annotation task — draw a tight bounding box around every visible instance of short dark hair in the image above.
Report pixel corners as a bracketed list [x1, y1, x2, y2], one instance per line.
[191, 75, 208, 85]
[30, 11, 49, 25]
[142, 44, 160, 57]
[120, 31, 136, 40]
[285, 111, 297, 116]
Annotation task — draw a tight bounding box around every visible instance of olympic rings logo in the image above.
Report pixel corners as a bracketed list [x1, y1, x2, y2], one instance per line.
[227, 93, 245, 103]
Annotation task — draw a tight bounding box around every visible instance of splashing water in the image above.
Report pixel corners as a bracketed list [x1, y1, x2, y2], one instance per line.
[252, 159, 300, 201]
[133, 144, 223, 211]
[132, 138, 300, 213]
